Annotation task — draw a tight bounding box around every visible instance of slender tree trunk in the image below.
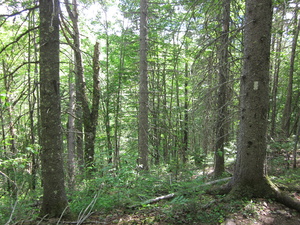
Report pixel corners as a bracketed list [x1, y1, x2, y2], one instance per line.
[67, 72, 76, 189]
[39, 0, 68, 217]
[27, 12, 38, 189]
[114, 34, 126, 168]
[138, 0, 149, 170]
[162, 56, 169, 163]
[214, 0, 230, 178]
[83, 42, 100, 173]
[293, 111, 300, 168]
[270, 6, 285, 138]
[64, 0, 100, 173]
[2, 60, 17, 153]
[104, 22, 113, 164]
[182, 46, 189, 164]
[281, 4, 300, 138]
[63, 0, 85, 170]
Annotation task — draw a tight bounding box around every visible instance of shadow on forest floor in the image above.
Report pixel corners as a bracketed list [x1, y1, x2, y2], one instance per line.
[28, 196, 300, 224]
[16, 152, 300, 224]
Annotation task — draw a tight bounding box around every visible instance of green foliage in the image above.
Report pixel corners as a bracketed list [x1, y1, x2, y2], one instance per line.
[0, 0, 300, 223]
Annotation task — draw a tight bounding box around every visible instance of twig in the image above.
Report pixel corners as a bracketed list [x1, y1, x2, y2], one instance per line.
[5, 199, 18, 225]
[57, 206, 70, 224]
[76, 192, 99, 225]
[37, 214, 48, 225]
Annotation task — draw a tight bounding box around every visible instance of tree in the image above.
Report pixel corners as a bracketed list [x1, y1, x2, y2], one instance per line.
[229, 0, 272, 195]
[39, 0, 68, 217]
[281, 3, 300, 138]
[63, 0, 85, 171]
[270, 4, 286, 137]
[138, 0, 149, 170]
[223, 0, 300, 211]
[63, 0, 101, 174]
[214, 0, 230, 178]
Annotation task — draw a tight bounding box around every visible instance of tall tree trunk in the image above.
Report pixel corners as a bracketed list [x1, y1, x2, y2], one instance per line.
[27, 11, 38, 189]
[214, 0, 230, 178]
[281, 4, 300, 138]
[182, 44, 189, 164]
[39, 0, 68, 217]
[64, 0, 100, 173]
[293, 110, 300, 168]
[2, 60, 17, 153]
[63, 0, 84, 170]
[83, 42, 100, 172]
[228, 0, 273, 196]
[104, 21, 113, 164]
[67, 72, 76, 189]
[138, 0, 149, 170]
[270, 5, 285, 138]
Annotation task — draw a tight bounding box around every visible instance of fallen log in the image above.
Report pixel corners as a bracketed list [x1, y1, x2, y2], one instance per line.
[128, 177, 232, 209]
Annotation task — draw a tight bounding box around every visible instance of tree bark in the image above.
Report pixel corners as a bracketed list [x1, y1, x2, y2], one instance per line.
[82, 42, 100, 174]
[281, 4, 300, 138]
[214, 0, 230, 178]
[270, 5, 285, 138]
[64, 0, 100, 174]
[138, 0, 149, 170]
[39, 0, 68, 217]
[63, 0, 85, 171]
[229, 0, 273, 196]
[67, 76, 76, 189]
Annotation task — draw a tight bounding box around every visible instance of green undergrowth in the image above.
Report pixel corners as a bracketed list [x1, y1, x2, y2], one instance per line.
[1, 156, 299, 224]
[68, 165, 205, 215]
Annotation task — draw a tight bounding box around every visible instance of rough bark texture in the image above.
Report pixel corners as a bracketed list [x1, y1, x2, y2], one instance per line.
[222, 0, 300, 212]
[229, 0, 273, 196]
[39, 0, 68, 217]
[138, 0, 149, 170]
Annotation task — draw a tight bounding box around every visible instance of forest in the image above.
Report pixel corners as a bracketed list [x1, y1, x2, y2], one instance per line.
[0, 0, 300, 224]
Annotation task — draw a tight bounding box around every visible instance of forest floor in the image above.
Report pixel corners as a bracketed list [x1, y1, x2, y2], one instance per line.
[18, 152, 300, 225]
[89, 197, 300, 225]
[35, 194, 300, 225]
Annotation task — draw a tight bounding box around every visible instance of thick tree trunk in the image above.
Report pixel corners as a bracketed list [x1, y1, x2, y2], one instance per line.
[229, 0, 272, 196]
[39, 0, 68, 217]
[138, 0, 149, 170]
[217, 1, 300, 211]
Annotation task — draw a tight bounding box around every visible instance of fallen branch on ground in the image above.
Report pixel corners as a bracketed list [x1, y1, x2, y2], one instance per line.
[128, 177, 232, 209]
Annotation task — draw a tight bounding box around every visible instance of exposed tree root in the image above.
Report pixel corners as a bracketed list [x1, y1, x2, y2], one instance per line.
[209, 177, 300, 213]
[128, 176, 300, 213]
